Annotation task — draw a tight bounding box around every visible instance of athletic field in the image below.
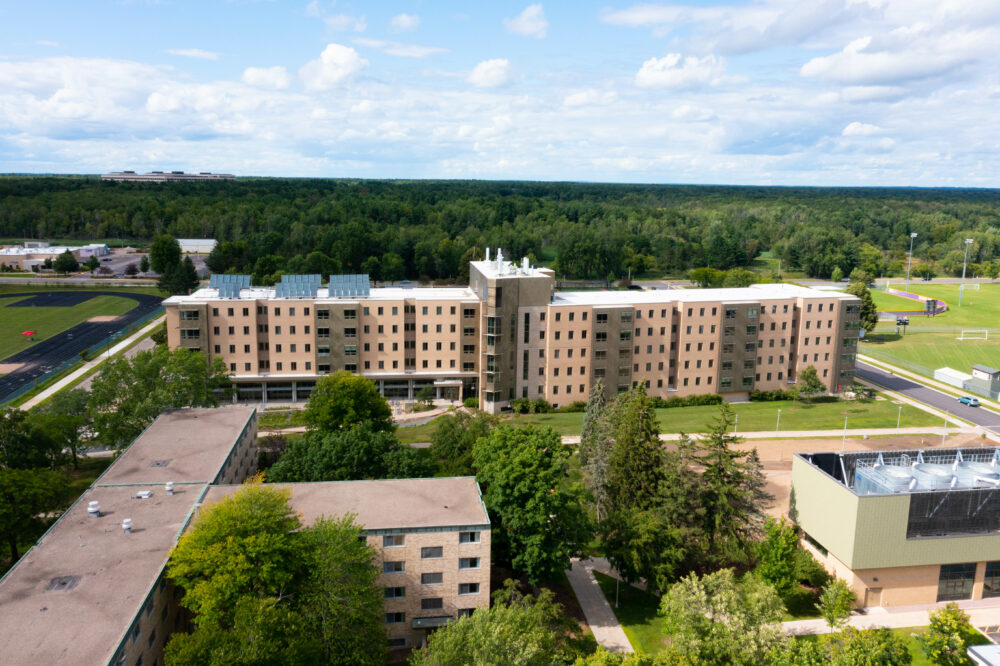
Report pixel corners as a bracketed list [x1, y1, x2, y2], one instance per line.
[864, 283, 1000, 375]
[0, 293, 138, 360]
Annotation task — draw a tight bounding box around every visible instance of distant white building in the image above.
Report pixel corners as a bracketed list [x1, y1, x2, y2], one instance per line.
[177, 239, 218, 254]
[0, 243, 109, 269]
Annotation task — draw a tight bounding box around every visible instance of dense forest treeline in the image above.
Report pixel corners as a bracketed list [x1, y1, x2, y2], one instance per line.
[2, 176, 999, 282]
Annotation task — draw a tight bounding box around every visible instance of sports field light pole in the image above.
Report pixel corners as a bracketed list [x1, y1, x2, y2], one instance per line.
[905, 232, 918, 292]
[959, 238, 974, 307]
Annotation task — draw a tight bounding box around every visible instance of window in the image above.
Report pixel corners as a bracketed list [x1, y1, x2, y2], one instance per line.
[180, 329, 200, 340]
[421, 546, 444, 559]
[937, 563, 976, 602]
[421, 572, 443, 585]
[421, 598, 444, 610]
[458, 583, 480, 595]
[384, 587, 405, 599]
[983, 562, 1000, 598]
[179, 310, 199, 320]
[460, 557, 481, 569]
[458, 609, 475, 618]
[596, 313, 608, 324]
[620, 330, 631, 341]
[459, 531, 481, 543]
[385, 612, 405, 624]
[383, 535, 404, 547]
[383, 561, 405, 573]
[388, 638, 407, 648]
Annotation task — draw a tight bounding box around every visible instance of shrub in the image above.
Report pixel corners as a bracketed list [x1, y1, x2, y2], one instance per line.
[554, 401, 587, 413]
[463, 397, 479, 409]
[533, 398, 553, 413]
[649, 394, 723, 408]
[511, 398, 532, 414]
[750, 389, 796, 402]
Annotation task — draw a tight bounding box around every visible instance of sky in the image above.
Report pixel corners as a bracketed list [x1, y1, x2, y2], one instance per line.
[1, 0, 999, 186]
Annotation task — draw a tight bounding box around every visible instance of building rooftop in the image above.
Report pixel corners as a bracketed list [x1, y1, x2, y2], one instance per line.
[797, 447, 1000, 496]
[0, 407, 256, 666]
[470, 255, 553, 280]
[164, 285, 480, 303]
[202, 477, 490, 531]
[0, 243, 109, 256]
[98, 408, 256, 485]
[0, 483, 208, 665]
[553, 282, 857, 307]
[973, 364, 1000, 376]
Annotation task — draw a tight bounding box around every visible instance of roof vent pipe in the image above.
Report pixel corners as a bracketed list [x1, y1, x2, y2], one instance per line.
[165, 482, 174, 496]
[122, 518, 133, 535]
[522, 257, 529, 272]
[485, 247, 490, 262]
[87, 501, 101, 518]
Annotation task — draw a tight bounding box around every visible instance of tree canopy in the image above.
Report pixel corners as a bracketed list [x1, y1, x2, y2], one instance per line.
[303, 371, 393, 433]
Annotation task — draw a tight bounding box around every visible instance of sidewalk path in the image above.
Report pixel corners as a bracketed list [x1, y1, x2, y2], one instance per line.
[784, 597, 1000, 636]
[560, 426, 975, 446]
[565, 558, 634, 653]
[19, 315, 165, 411]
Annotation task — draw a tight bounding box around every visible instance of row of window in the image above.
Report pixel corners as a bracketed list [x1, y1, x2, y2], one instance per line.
[382, 531, 481, 548]
[385, 608, 477, 630]
[384, 583, 481, 599]
[383, 557, 481, 573]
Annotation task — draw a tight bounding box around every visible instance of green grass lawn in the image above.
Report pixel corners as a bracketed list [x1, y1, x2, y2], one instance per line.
[593, 570, 669, 654]
[509, 398, 937, 435]
[258, 409, 309, 430]
[0, 294, 138, 359]
[864, 283, 1000, 375]
[0, 283, 163, 297]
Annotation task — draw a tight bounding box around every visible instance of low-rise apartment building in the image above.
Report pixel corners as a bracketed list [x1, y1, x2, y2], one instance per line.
[203, 478, 491, 650]
[0, 407, 491, 664]
[794, 446, 1000, 608]
[164, 251, 861, 413]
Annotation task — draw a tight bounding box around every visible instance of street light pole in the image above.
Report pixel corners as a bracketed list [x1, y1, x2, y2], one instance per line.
[959, 238, 973, 307]
[734, 414, 739, 434]
[905, 232, 917, 292]
[776, 408, 781, 433]
[841, 416, 848, 452]
[897, 405, 902, 432]
[942, 412, 949, 446]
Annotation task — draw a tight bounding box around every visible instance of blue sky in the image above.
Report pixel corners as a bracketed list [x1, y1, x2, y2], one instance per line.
[1, 0, 999, 185]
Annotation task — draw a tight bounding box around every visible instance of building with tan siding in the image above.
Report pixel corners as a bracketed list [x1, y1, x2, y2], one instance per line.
[164, 251, 861, 413]
[793, 446, 1000, 608]
[0, 407, 490, 664]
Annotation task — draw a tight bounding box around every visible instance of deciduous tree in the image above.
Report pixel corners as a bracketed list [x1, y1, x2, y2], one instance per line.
[917, 602, 982, 666]
[303, 370, 393, 433]
[817, 579, 856, 631]
[845, 280, 879, 333]
[429, 410, 496, 476]
[53, 249, 79, 274]
[150, 234, 181, 273]
[796, 365, 826, 400]
[0, 468, 66, 562]
[473, 425, 593, 583]
[87, 347, 230, 448]
[755, 516, 799, 594]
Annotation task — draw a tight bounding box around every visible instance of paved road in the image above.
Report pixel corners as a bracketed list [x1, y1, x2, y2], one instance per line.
[856, 361, 1000, 437]
[0, 291, 163, 402]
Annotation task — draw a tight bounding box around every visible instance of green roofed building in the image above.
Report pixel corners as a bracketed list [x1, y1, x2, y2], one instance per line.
[793, 446, 1000, 608]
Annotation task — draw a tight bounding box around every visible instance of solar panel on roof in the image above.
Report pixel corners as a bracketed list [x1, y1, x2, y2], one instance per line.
[326, 274, 370, 298]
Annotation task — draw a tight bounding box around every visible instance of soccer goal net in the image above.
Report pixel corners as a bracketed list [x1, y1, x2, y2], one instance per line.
[964, 283, 981, 290]
[957, 329, 989, 340]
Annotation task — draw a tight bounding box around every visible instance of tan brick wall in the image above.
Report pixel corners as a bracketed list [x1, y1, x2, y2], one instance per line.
[371, 528, 491, 650]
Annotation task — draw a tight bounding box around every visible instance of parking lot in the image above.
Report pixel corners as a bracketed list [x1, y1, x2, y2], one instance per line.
[86, 249, 209, 279]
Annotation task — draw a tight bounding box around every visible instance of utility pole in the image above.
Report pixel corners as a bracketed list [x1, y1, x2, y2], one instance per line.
[905, 232, 917, 292]
[959, 238, 974, 307]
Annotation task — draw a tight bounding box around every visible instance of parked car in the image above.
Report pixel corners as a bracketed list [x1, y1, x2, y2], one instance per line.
[101, 257, 113, 262]
[958, 396, 980, 407]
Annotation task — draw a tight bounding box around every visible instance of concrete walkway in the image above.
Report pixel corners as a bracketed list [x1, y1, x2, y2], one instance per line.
[784, 597, 1000, 636]
[18, 314, 165, 410]
[559, 426, 975, 446]
[565, 558, 634, 653]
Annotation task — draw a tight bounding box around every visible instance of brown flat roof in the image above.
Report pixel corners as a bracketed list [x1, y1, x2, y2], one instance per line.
[202, 477, 489, 531]
[0, 484, 207, 666]
[98, 407, 256, 485]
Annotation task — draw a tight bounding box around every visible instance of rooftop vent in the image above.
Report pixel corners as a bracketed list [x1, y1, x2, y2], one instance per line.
[149, 460, 170, 468]
[46, 575, 81, 592]
[122, 518, 133, 535]
[165, 482, 174, 496]
[136, 490, 152, 499]
[87, 501, 101, 518]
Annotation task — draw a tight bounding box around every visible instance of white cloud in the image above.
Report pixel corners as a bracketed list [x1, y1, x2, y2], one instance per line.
[242, 66, 292, 90]
[37, 40, 60, 48]
[635, 53, 726, 89]
[672, 104, 716, 122]
[390, 13, 420, 32]
[167, 48, 220, 60]
[324, 14, 367, 32]
[467, 59, 511, 88]
[354, 38, 446, 59]
[299, 44, 368, 91]
[562, 89, 617, 107]
[842, 121, 884, 136]
[504, 5, 548, 38]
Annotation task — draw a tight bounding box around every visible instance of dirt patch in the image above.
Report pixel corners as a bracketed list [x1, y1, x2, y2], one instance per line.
[87, 315, 120, 322]
[0, 363, 22, 374]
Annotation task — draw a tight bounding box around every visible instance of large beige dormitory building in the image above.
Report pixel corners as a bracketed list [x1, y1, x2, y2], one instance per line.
[165, 251, 862, 413]
[0, 407, 491, 665]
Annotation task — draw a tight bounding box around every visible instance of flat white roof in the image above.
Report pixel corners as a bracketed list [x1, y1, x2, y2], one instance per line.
[0, 243, 107, 256]
[553, 283, 856, 306]
[470, 258, 551, 279]
[165, 285, 480, 303]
